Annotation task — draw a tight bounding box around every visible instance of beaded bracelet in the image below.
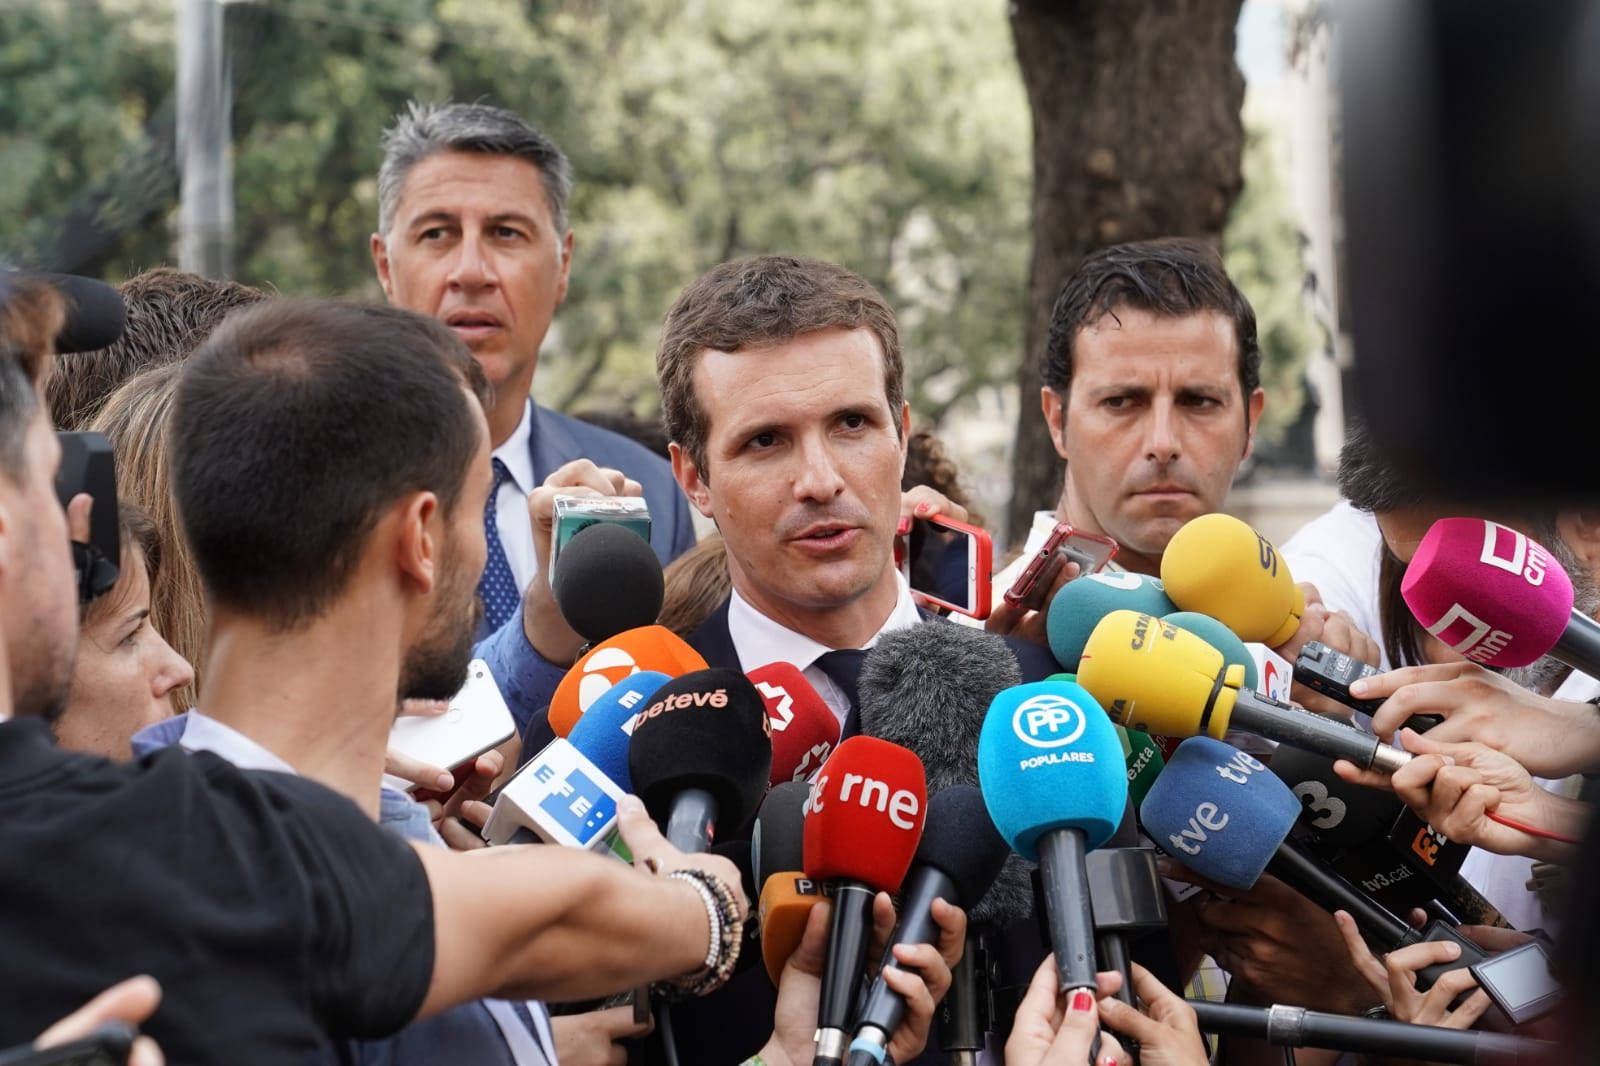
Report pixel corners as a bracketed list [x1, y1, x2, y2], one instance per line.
[657, 867, 744, 999]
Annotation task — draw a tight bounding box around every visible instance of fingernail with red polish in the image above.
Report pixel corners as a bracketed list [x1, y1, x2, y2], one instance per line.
[916, 503, 929, 514]
[896, 517, 911, 535]
[1069, 990, 1095, 1013]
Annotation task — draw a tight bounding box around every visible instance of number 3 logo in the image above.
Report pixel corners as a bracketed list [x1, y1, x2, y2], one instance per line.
[1292, 780, 1346, 829]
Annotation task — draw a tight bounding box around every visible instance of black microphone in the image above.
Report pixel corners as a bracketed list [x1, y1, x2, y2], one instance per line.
[627, 668, 772, 851]
[845, 786, 1010, 1066]
[1087, 842, 1167, 1008]
[1186, 1001, 1554, 1065]
[551, 521, 665, 644]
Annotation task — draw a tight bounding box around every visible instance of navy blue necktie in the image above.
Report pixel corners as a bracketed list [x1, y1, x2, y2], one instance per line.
[479, 458, 521, 632]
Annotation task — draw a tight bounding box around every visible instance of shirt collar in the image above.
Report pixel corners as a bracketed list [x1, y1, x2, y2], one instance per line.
[727, 570, 923, 673]
[179, 711, 296, 774]
[492, 398, 536, 495]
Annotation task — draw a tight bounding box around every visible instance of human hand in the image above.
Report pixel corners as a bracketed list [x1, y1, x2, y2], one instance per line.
[550, 1005, 653, 1066]
[1004, 958, 1130, 1066]
[899, 485, 969, 526]
[1332, 911, 1491, 1028]
[1096, 963, 1212, 1066]
[985, 556, 1081, 647]
[614, 795, 748, 924]
[34, 975, 164, 1066]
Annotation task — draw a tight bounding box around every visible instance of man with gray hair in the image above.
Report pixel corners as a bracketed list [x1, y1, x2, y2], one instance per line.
[371, 101, 695, 656]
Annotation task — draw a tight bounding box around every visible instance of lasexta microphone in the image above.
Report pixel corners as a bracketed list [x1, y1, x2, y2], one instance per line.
[564, 670, 669, 792]
[1045, 570, 1176, 671]
[550, 521, 665, 644]
[977, 680, 1126, 996]
[1078, 611, 1411, 773]
[549, 625, 707, 736]
[803, 737, 927, 1066]
[846, 785, 1010, 1066]
[1161, 513, 1305, 646]
[1402, 516, 1600, 678]
[627, 668, 771, 851]
[749, 662, 839, 784]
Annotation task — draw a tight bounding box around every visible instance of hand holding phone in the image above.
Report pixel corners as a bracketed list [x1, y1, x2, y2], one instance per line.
[897, 514, 993, 620]
[1004, 522, 1118, 611]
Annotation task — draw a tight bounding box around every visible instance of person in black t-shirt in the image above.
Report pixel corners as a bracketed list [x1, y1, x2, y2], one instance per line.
[0, 282, 746, 1064]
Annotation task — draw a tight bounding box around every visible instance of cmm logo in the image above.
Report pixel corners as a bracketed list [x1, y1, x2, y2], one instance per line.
[1478, 520, 1549, 587]
[1012, 692, 1088, 749]
[1424, 603, 1513, 663]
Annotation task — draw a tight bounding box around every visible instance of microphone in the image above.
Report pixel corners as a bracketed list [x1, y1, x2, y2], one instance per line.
[1163, 610, 1259, 690]
[755, 782, 826, 986]
[1184, 1001, 1554, 1064]
[857, 624, 1035, 926]
[549, 625, 707, 736]
[1161, 513, 1306, 647]
[1141, 737, 1513, 1028]
[976, 680, 1127, 995]
[564, 670, 670, 792]
[627, 668, 772, 852]
[846, 785, 1010, 1066]
[1401, 516, 1600, 677]
[482, 736, 629, 851]
[37, 271, 128, 353]
[1045, 570, 1177, 670]
[1077, 611, 1412, 774]
[748, 662, 839, 785]
[550, 521, 665, 644]
[803, 737, 928, 1066]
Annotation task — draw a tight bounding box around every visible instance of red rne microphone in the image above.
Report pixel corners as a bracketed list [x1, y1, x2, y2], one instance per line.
[1402, 517, 1600, 676]
[802, 736, 926, 1066]
[748, 661, 839, 785]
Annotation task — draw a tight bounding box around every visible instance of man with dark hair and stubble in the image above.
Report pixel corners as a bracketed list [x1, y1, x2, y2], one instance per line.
[0, 287, 747, 1064]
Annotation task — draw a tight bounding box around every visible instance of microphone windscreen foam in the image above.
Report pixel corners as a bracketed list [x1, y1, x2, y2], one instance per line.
[39, 272, 126, 353]
[803, 736, 927, 890]
[912, 785, 1012, 909]
[976, 679, 1127, 861]
[551, 522, 665, 643]
[627, 668, 772, 834]
[1077, 611, 1235, 739]
[753, 780, 812, 887]
[565, 670, 669, 792]
[1163, 611, 1259, 690]
[1401, 517, 1574, 668]
[1161, 513, 1305, 646]
[1138, 736, 1300, 890]
[748, 662, 839, 785]
[550, 625, 707, 736]
[1046, 571, 1177, 671]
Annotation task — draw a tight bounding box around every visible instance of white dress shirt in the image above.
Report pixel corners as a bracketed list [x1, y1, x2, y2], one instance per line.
[492, 398, 539, 593]
[727, 571, 924, 725]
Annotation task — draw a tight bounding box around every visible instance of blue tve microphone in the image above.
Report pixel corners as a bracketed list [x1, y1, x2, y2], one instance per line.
[1046, 571, 1176, 671]
[977, 680, 1126, 998]
[565, 670, 669, 792]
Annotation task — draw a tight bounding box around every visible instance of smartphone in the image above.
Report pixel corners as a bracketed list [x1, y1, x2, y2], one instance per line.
[383, 660, 516, 793]
[1469, 937, 1564, 1026]
[53, 431, 121, 604]
[0, 1024, 134, 1066]
[1003, 522, 1118, 611]
[898, 514, 993, 620]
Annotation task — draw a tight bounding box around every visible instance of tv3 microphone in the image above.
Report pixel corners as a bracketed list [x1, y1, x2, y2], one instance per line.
[1403, 516, 1600, 680]
[803, 737, 927, 1066]
[1078, 611, 1412, 774]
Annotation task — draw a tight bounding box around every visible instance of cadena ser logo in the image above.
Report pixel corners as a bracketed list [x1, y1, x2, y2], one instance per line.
[1012, 692, 1088, 749]
[1477, 520, 1550, 587]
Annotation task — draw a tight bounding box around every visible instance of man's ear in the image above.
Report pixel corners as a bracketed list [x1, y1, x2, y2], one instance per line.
[1041, 387, 1069, 461]
[395, 492, 440, 594]
[371, 233, 394, 301]
[1556, 509, 1600, 576]
[670, 443, 714, 519]
[1241, 386, 1266, 460]
[554, 230, 575, 305]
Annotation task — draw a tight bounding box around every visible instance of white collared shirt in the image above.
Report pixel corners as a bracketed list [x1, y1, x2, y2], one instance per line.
[727, 571, 924, 725]
[492, 398, 539, 592]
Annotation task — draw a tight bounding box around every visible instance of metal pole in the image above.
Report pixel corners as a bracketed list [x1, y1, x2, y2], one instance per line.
[177, 0, 233, 277]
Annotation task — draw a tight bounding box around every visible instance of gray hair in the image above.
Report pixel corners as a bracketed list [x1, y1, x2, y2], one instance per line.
[377, 101, 573, 241]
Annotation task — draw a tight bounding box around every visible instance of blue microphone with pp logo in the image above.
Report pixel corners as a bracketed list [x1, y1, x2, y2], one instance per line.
[977, 680, 1127, 999]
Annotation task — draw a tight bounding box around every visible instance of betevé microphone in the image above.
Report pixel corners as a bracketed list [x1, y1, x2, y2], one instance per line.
[551, 521, 665, 643]
[749, 662, 839, 784]
[1046, 570, 1177, 671]
[628, 668, 772, 852]
[1077, 611, 1411, 773]
[1402, 516, 1600, 679]
[846, 785, 1010, 1066]
[1161, 513, 1306, 647]
[803, 737, 927, 1066]
[549, 625, 707, 736]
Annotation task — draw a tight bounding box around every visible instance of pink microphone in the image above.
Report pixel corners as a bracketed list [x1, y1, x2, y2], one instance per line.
[747, 662, 839, 785]
[1401, 517, 1600, 676]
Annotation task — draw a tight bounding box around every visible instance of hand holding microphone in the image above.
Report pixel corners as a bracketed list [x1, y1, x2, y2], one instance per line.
[1004, 960, 1209, 1066]
[1332, 912, 1494, 1031]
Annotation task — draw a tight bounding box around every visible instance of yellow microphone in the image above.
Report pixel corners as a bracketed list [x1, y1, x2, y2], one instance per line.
[1160, 513, 1306, 647]
[1077, 611, 1408, 773]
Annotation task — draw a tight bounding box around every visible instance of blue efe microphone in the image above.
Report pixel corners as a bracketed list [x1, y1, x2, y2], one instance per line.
[565, 670, 669, 793]
[1046, 571, 1177, 671]
[977, 680, 1126, 998]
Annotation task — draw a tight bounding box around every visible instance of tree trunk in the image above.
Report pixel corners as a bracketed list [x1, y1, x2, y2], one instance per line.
[1005, 0, 1246, 543]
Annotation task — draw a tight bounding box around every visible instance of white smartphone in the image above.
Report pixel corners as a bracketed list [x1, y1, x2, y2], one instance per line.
[383, 659, 515, 793]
